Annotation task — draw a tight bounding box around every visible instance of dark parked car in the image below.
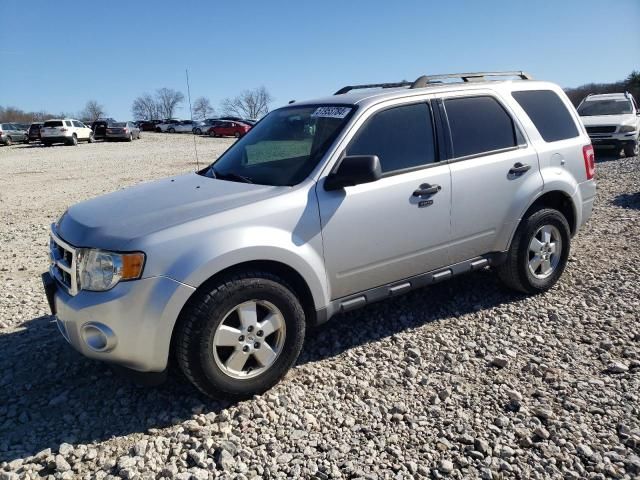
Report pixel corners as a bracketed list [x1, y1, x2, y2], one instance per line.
[105, 122, 141, 141]
[27, 123, 43, 143]
[0, 123, 28, 145]
[139, 120, 162, 132]
[208, 120, 251, 138]
[91, 120, 110, 141]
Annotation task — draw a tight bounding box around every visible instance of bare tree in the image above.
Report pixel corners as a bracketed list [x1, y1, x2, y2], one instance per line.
[156, 88, 184, 118]
[192, 97, 215, 120]
[81, 100, 105, 122]
[131, 94, 158, 120]
[221, 86, 273, 119]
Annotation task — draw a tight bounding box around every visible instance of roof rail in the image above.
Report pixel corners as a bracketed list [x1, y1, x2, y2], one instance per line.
[410, 71, 533, 89]
[334, 81, 412, 95]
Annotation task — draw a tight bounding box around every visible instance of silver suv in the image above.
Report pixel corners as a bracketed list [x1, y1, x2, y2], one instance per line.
[43, 71, 597, 398]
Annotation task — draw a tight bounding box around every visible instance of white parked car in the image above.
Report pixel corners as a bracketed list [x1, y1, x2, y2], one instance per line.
[40, 119, 94, 146]
[155, 119, 180, 132]
[578, 92, 640, 157]
[167, 120, 197, 133]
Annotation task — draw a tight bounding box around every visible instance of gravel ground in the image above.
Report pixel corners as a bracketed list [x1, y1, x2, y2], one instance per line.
[0, 135, 639, 479]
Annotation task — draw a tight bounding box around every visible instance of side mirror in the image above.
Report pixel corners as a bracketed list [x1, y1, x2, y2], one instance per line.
[324, 155, 382, 191]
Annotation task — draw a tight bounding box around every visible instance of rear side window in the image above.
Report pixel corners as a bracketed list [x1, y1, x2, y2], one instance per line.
[512, 90, 579, 142]
[444, 96, 518, 158]
[347, 103, 437, 173]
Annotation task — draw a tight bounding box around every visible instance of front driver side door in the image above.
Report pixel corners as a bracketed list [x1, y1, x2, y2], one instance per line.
[317, 101, 452, 300]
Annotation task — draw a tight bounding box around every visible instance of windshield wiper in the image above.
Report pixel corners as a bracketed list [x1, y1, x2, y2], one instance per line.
[211, 168, 254, 184]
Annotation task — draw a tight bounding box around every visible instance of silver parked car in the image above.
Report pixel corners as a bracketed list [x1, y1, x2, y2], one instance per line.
[105, 122, 141, 141]
[43, 71, 596, 398]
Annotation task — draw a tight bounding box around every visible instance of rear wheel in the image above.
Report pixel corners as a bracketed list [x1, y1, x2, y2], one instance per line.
[175, 271, 306, 399]
[497, 208, 570, 294]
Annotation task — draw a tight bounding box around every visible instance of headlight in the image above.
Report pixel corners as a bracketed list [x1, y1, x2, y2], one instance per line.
[77, 249, 145, 291]
[619, 125, 637, 133]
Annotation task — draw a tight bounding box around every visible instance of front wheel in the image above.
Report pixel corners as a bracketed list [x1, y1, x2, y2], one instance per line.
[175, 271, 306, 399]
[69, 134, 78, 146]
[88, 134, 95, 143]
[497, 208, 570, 294]
[195, 128, 202, 135]
[127, 133, 133, 142]
[168, 128, 175, 133]
[623, 140, 639, 158]
[5, 136, 12, 146]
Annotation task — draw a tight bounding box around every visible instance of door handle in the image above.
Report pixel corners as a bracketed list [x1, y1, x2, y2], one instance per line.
[509, 162, 531, 175]
[413, 183, 441, 197]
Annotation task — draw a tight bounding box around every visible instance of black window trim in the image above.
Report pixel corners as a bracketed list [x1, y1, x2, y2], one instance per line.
[339, 99, 443, 179]
[440, 93, 529, 164]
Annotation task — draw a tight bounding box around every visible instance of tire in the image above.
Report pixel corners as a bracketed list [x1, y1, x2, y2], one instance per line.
[88, 134, 95, 143]
[623, 140, 639, 158]
[208, 131, 215, 137]
[195, 128, 202, 135]
[69, 134, 78, 146]
[42, 141, 51, 147]
[175, 271, 306, 399]
[137, 132, 141, 139]
[168, 128, 175, 133]
[127, 133, 133, 142]
[497, 208, 571, 294]
[5, 136, 12, 146]
[234, 132, 241, 138]
[156, 127, 162, 133]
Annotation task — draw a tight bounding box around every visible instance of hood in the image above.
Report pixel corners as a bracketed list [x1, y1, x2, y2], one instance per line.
[580, 114, 635, 127]
[57, 173, 281, 249]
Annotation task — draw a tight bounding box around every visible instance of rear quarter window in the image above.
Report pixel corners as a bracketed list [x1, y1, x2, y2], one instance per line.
[511, 90, 579, 142]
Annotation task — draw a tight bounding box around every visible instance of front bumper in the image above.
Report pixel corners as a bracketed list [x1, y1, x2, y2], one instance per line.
[589, 132, 637, 148]
[44, 272, 195, 372]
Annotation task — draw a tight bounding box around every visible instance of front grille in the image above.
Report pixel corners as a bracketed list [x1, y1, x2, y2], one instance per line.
[49, 229, 79, 295]
[586, 126, 616, 134]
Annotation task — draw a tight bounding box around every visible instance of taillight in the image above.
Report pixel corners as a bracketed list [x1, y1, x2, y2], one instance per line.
[60, 128, 68, 132]
[583, 144, 595, 180]
[123, 128, 128, 133]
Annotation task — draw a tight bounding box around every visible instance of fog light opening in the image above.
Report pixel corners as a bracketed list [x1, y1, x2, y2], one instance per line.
[81, 323, 117, 352]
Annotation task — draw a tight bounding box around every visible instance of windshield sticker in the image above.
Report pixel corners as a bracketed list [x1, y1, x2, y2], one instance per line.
[311, 106, 352, 119]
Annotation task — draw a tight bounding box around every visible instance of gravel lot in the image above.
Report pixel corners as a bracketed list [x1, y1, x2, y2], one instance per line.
[0, 134, 638, 479]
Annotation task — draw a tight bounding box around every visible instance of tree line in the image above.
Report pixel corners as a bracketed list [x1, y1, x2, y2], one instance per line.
[3, 73, 638, 123]
[564, 71, 640, 107]
[0, 100, 107, 123]
[130, 86, 273, 121]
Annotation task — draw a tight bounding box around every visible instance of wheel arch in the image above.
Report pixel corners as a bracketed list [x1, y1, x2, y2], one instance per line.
[516, 190, 577, 243]
[169, 259, 318, 366]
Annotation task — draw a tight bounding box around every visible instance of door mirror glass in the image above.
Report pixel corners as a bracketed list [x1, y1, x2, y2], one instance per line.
[324, 155, 382, 190]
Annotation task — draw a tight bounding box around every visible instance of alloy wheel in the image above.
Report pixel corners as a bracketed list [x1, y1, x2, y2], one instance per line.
[528, 224, 562, 279]
[212, 300, 286, 380]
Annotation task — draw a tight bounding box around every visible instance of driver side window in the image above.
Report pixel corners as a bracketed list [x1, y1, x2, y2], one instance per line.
[346, 103, 437, 174]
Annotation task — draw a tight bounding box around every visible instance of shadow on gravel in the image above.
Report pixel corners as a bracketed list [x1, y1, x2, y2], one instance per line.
[593, 149, 627, 163]
[612, 192, 640, 210]
[0, 269, 522, 461]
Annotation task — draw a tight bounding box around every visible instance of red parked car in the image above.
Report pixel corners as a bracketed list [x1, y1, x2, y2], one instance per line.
[207, 121, 251, 138]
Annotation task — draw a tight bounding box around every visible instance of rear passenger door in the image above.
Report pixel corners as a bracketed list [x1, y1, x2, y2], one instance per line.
[317, 101, 452, 299]
[441, 93, 543, 262]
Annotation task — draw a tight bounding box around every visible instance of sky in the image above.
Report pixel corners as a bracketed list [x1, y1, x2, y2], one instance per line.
[1, 0, 639, 120]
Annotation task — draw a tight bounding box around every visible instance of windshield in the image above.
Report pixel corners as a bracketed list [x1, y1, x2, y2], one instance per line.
[111, 122, 126, 127]
[201, 104, 355, 186]
[578, 99, 633, 116]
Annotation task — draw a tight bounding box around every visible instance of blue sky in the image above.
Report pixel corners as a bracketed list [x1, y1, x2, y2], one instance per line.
[1, 0, 638, 120]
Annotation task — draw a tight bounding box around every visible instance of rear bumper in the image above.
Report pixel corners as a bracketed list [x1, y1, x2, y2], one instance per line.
[51, 275, 195, 372]
[41, 136, 71, 143]
[577, 179, 597, 228]
[105, 133, 130, 140]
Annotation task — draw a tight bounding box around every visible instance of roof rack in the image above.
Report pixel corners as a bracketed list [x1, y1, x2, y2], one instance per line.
[334, 71, 533, 95]
[334, 81, 413, 95]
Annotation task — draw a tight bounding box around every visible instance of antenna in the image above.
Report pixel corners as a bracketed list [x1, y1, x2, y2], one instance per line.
[185, 69, 200, 171]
